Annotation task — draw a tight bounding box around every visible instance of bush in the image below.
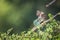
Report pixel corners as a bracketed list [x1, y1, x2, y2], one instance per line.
[0, 13, 60, 40]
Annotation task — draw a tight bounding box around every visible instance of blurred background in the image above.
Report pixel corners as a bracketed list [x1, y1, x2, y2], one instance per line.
[0, 0, 60, 34]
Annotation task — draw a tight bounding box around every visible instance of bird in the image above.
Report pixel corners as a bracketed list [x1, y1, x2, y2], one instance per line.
[33, 10, 46, 27]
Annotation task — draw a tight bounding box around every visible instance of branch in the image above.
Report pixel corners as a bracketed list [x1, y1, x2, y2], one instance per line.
[46, 0, 56, 7]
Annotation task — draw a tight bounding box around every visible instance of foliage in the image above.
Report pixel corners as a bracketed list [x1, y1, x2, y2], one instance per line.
[0, 13, 60, 40]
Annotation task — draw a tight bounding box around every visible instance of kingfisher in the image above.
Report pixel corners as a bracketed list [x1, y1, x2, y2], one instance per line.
[33, 10, 46, 27]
